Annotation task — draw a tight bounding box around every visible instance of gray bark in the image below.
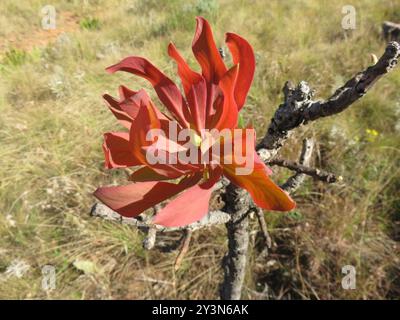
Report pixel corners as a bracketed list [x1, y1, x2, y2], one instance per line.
[220, 184, 251, 300]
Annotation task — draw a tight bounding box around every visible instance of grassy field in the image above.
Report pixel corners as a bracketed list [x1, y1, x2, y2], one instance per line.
[0, 0, 399, 299]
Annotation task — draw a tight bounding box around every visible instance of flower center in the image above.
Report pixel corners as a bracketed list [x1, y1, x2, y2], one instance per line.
[191, 131, 203, 147]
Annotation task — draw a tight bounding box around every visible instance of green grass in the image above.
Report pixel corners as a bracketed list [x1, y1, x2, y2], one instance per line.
[0, 0, 399, 299]
[2, 48, 29, 66]
[80, 17, 101, 31]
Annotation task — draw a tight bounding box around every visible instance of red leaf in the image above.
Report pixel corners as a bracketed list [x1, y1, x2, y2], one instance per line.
[94, 175, 202, 218]
[225, 33, 256, 110]
[192, 17, 227, 84]
[106, 57, 189, 128]
[102, 132, 141, 169]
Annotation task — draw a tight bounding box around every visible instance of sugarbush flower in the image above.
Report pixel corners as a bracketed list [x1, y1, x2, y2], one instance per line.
[94, 17, 295, 227]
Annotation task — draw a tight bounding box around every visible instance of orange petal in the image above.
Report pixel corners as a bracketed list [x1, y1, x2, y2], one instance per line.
[223, 155, 295, 211]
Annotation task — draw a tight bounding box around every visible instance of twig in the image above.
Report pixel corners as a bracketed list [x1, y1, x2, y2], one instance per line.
[255, 138, 314, 252]
[280, 138, 315, 193]
[254, 207, 272, 249]
[269, 158, 338, 183]
[174, 229, 192, 271]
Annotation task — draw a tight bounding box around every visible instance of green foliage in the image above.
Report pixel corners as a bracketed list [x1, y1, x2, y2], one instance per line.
[80, 17, 100, 30]
[194, 0, 219, 16]
[237, 114, 245, 129]
[287, 211, 303, 221]
[149, 0, 219, 38]
[2, 48, 28, 66]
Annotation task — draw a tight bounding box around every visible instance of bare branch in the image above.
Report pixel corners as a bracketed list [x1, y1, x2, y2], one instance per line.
[305, 42, 400, 120]
[254, 207, 272, 249]
[258, 41, 400, 155]
[269, 157, 338, 184]
[280, 138, 314, 193]
[275, 159, 338, 183]
[90, 202, 231, 232]
[174, 229, 192, 271]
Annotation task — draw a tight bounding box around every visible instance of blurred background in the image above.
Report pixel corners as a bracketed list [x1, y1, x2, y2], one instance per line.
[0, 0, 399, 299]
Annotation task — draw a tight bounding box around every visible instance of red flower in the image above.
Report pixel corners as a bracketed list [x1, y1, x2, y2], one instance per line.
[94, 17, 295, 227]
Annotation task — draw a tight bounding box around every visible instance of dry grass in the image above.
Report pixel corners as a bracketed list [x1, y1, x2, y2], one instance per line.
[0, 0, 399, 299]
